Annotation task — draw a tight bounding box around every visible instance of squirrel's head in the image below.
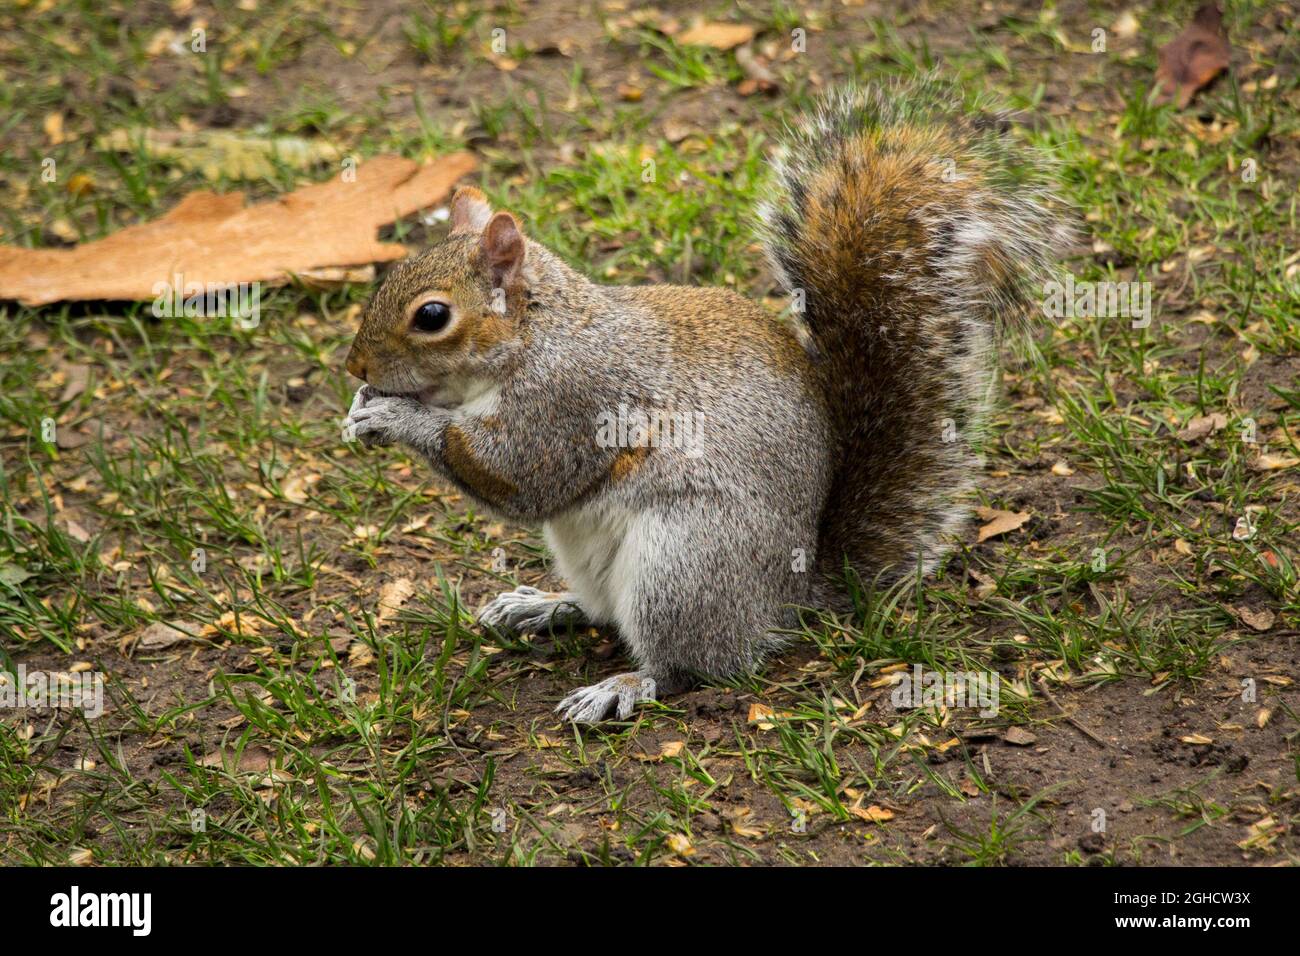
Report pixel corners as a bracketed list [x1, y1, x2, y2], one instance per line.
[345, 186, 528, 401]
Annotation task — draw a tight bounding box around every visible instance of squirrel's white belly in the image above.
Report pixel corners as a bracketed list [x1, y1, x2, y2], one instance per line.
[543, 501, 648, 627]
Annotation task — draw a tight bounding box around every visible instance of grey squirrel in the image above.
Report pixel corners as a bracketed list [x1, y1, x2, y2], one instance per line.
[342, 77, 1068, 722]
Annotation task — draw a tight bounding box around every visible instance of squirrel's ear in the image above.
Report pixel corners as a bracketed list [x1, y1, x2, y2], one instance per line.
[450, 186, 493, 235]
[482, 211, 526, 290]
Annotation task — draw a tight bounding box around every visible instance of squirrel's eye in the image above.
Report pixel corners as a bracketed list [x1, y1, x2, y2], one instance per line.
[412, 301, 451, 333]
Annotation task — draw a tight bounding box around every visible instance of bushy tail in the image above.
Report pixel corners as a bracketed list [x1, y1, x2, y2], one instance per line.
[758, 76, 1071, 584]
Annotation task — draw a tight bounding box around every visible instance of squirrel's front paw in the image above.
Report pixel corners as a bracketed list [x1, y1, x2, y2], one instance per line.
[557, 671, 658, 723]
[344, 390, 424, 449]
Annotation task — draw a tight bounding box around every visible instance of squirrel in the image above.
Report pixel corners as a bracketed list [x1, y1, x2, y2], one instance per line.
[343, 77, 1069, 722]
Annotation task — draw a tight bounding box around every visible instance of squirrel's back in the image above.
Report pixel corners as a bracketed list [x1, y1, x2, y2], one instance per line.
[759, 77, 1070, 587]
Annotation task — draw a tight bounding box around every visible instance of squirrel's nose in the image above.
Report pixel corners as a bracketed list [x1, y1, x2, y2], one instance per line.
[346, 349, 368, 382]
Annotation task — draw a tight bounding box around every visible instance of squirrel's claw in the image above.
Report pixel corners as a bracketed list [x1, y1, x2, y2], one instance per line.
[477, 586, 585, 635]
[343, 388, 422, 448]
[556, 672, 656, 723]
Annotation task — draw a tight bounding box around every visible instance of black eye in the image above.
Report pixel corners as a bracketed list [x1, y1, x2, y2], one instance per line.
[412, 301, 451, 333]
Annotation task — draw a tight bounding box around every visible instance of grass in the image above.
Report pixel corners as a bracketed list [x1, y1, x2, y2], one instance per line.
[0, 0, 1298, 866]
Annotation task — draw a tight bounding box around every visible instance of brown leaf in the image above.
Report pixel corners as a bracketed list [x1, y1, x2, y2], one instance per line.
[138, 620, 200, 650]
[347, 641, 375, 667]
[1176, 412, 1228, 441]
[0, 153, 476, 306]
[59, 364, 90, 402]
[848, 804, 895, 823]
[55, 425, 92, 449]
[677, 21, 756, 50]
[1251, 453, 1300, 472]
[1004, 726, 1038, 746]
[1235, 606, 1276, 632]
[200, 745, 273, 773]
[1155, 3, 1230, 109]
[747, 702, 776, 728]
[975, 507, 1031, 543]
[376, 577, 416, 625]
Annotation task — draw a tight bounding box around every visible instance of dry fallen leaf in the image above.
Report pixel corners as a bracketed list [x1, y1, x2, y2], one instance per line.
[0, 152, 476, 306]
[666, 833, 695, 857]
[1238, 815, 1279, 851]
[59, 363, 90, 402]
[347, 641, 375, 668]
[1181, 733, 1214, 745]
[1235, 606, 1276, 632]
[1155, 3, 1230, 108]
[1004, 726, 1038, 746]
[200, 745, 273, 773]
[677, 20, 756, 50]
[747, 702, 776, 728]
[1176, 412, 1228, 441]
[137, 620, 200, 650]
[376, 577, 416, 625]
[1112, 11, 1141, 39]
[1252, 453, 1300, 472]
[975, 507, 1032, 543]
[44, 112, 67, 145]
[848, 804, 895, 823]
[968, 568, 997, 600]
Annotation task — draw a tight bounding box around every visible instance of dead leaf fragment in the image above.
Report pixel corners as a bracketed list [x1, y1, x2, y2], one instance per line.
[138, 620, 199, 650]
[0, 152, 477, 306]
[1155, 3, 1230, 109]
[200, 745, 273, 773]
[44, 112, 67, 145]
[1181, 733, 1214, 745]
[666, 833, 695, 857]
[747, 702, 775, 728]
[59, 364, 90, 402]
[1252, 454, 1300, 472]
[1176, 412, 1228, 441]
[1235, 606, 1275, 632]
[376, 577, 416, 624]
[347, 642, 375, 667]
[849, 804, 895, 823]
[677, 21, 756, 50]
[975, 507, 1032, 543]
[1004, 726, 1038, 746]
[1112, 11, 1140, 39]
